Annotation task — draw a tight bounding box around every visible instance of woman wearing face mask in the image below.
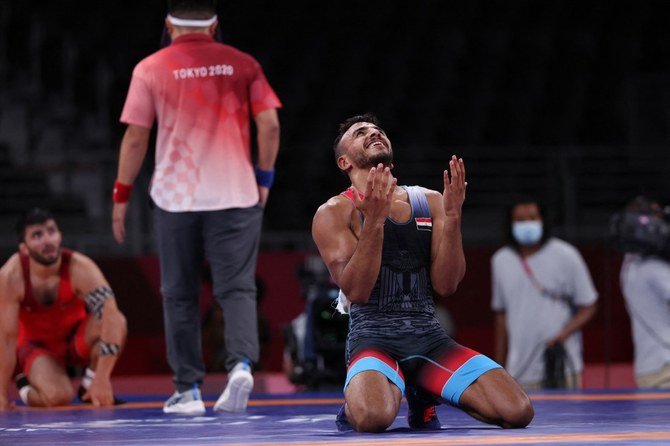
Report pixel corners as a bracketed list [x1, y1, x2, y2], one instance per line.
[490, 196, 598, 390]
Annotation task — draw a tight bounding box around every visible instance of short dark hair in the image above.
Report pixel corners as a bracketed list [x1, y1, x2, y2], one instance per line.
[504, 195, 551, 251]
[168, 0, 217, 17]
[332, 113, 381, 162]
[16, 208, 55, 243]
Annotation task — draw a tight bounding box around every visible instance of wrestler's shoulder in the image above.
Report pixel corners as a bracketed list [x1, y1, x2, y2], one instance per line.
[416, 186, 442, 199]
[0, 254, 23, 297]
[66, 250, 99, 272]
[313, 196, 359, 239]
[315, 194, 355, 218]
[0, 253, 21, 280]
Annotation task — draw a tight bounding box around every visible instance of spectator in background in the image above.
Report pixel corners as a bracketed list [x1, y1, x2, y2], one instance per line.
[492, 196, 598, 389]
[111, 0, 281, 415]
[618, 196, 670, 388]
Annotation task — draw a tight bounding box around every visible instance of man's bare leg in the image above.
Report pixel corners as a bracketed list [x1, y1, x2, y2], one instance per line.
[458, 368, 534, 428]
[344, 370, 402, 432]
[24, 355, 73, 407]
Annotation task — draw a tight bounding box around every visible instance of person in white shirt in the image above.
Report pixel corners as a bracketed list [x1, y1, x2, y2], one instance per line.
[491, 197, 598, 389]
[618, 196, 670, 388]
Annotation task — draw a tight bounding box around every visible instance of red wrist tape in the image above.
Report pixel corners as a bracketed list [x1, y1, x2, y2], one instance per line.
[113, 180, 133, 203]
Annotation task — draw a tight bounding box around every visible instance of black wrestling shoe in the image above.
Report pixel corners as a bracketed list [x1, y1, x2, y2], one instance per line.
[77, 384, 126, 405]
[335, 404, 354, 431]
[406, 387, 442, 430]
[408, 404, 441, 429]
[15, 373, 29, 391]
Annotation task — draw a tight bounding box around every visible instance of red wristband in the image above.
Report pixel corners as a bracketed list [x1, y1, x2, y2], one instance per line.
[113, 180, 133, 203]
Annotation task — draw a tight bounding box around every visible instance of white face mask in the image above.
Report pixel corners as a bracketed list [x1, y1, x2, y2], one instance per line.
[512, 221, 543, 246]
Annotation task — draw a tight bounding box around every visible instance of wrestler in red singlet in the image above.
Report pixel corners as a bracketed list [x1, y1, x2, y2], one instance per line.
[16, 249, 90, 377]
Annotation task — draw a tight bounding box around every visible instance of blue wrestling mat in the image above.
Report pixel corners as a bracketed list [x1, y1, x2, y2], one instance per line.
[1, 390, 669, 445]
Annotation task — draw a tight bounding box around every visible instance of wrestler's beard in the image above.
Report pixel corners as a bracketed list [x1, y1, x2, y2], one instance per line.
[361, 151, 394, 169]
[27, 246, 61, 266]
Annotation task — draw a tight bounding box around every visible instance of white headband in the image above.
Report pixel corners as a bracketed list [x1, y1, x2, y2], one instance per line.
[166, 14, 218, 27]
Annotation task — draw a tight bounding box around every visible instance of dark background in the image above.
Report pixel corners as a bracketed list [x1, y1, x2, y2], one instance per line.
[1, 0, 669, 378]
[2, 0, 670, 249]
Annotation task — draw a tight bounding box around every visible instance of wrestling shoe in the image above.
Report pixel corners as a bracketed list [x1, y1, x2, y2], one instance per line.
[15, 373, 32, 404]
[335, 404, 354, 431]
[214, 360, 254, 413]
[408, 404, 441, 429]
[15, 373, 29, 391]
[163, 386, 206, 415]
[406, 387, 442, 429]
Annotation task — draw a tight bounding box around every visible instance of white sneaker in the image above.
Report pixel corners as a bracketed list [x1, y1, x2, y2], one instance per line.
[163, 386, 206, 415]
[214, 362, 254, 413]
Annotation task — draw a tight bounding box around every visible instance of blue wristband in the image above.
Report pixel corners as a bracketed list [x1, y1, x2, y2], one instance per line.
[255, 166, 275, 188]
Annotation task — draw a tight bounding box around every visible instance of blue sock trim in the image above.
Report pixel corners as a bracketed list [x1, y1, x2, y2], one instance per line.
[344, 356, 405, 395]
[441, 354, 502, 405]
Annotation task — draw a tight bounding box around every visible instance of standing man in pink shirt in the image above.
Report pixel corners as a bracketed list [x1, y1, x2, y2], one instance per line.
[112, 0, 281, 415]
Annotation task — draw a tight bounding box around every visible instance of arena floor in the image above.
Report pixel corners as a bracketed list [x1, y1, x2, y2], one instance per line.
[1, 385, 669, 445]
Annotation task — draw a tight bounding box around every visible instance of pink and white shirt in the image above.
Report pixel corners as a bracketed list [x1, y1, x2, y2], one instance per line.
[120, 33, 282, 212]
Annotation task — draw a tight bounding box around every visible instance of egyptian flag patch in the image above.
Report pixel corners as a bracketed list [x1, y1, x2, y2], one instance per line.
[415, 217, 432, 231]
